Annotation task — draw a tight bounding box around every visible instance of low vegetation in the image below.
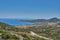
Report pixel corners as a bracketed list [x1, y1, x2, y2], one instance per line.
[0, 21, 60, 40]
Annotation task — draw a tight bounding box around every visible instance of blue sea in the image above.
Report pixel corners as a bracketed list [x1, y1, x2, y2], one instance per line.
[0, 18, 33, 26]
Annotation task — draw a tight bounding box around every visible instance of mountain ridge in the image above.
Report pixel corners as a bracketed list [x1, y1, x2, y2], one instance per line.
[20, 17, 60, 23]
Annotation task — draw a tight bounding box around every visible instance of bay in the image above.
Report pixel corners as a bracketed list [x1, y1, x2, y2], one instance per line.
[0, 18, 32, 26]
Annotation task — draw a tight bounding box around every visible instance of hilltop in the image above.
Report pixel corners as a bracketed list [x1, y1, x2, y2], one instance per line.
[20, 17, 60, 22]
[0, 17, 60, 40]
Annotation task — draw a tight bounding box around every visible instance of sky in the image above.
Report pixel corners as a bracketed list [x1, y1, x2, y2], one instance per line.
[0, 0, 60, 19]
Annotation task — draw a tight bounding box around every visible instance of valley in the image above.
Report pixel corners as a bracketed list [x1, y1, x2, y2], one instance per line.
[0, 17, 60, 40]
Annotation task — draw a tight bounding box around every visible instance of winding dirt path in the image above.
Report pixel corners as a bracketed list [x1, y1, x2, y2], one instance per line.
[30, 31, 53, 40]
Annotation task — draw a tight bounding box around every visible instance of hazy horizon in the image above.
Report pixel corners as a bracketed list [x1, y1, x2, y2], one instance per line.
[0, 0, 60, 19]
